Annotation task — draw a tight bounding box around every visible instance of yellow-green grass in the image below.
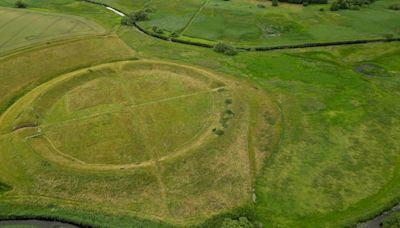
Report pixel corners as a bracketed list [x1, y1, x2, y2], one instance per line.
[0, 35, 136, 116]
[0, 60, 279, 225]
[0, 7, 105, 54]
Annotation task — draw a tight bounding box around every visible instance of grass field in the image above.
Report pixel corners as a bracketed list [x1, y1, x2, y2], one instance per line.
[0, 7, 105, 54]
[0, 0, 399, 227]
[0, 57, 278, 225]
[86, 0, 400, 46]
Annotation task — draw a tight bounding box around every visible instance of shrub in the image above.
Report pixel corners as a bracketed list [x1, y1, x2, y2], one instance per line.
[15, 0, 27, 8]
[278, 0, 327, 4]
[121, 16, 134, 26]
[212, 128, 224, 136]
[152, 26, 163, 34]
[213, 43, 238, 56]
[221, 217, 254, 228]
[272, 0, 279, 7]
[330, 0, 374, 11]
[121, 10, 149, 26]
[389, 3, 400, 10]
[382, 211, 400, 228]
[257, 4, 266, 8]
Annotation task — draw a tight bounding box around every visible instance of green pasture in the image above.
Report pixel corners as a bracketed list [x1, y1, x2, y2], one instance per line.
[78, 0, 400, 46]
[0, 7, 104, 54]
[181, 0, 400, 46]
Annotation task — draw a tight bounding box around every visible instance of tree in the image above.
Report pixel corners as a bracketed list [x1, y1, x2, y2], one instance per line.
[15, 0, 27, 8]
[213, 43, 238, 56]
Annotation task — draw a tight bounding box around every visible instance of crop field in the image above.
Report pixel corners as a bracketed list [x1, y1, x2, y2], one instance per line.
[0, 0, 399, 227]
[0, 7, 105, 54]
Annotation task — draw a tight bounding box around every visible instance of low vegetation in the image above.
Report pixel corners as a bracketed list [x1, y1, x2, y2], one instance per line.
[213, 43, 238, 56]
[382, 211, 400, 228]
[14, 0, 27, 8]
[389, 3, 400, 10]
[330, 0, 375, 11]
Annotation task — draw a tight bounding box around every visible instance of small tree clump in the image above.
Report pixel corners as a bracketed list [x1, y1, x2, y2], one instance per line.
[213, 43, 238, 56]
[330, 0, 374, 11]
[221, 217, 254, 228]
[389, 3, 400, 10]
[15, 0, 27, 8]
[272, 0, 279, 7]
[152, 25, 164, 34]
[120, 10, 150, 26]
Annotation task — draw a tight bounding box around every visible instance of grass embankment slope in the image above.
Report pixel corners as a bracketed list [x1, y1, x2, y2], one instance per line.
[0, 0, 399, 227]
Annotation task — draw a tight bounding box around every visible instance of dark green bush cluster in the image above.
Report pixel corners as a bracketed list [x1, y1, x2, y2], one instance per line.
[389, 3, 400, 10]
[121, 10, 149, 26]
[213, 43, 238, 56]
[15, 0, 27, 8]
[152, 26, 164, 34]
[278, 0, 328, 4]
[221, 217, 254, 228]
[382, 211, 400, 228]
[0, 182, 12, 194]
[330, 0, 374, 11]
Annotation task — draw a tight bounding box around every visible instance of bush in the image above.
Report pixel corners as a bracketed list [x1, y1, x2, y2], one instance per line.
[15, 0, 27, 8]
[213, 43, 238, 56]
[389, 3, 400, 10]
[212, 128, 224, 136]
[121, 16, 134, 26]
[152, 26, 163, 34]
[272, 0, 279, 7]
[330, 0, 374, 11]
[120, 10, 149, 26]
[221, 217, 254, 228]
[278, 0, 327, 4]
[382, 211, 400, 228]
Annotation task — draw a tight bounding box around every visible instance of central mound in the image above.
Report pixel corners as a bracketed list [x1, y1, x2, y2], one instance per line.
[33, 61, 225, 165]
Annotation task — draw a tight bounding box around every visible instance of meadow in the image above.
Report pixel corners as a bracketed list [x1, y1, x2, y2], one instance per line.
[88, 0, 400, 46]
[0, 0, 399, 227]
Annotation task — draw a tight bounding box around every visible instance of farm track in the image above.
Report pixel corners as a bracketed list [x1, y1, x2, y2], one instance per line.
[81, 0, 400, 52]
[178, 0, 209, 35]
